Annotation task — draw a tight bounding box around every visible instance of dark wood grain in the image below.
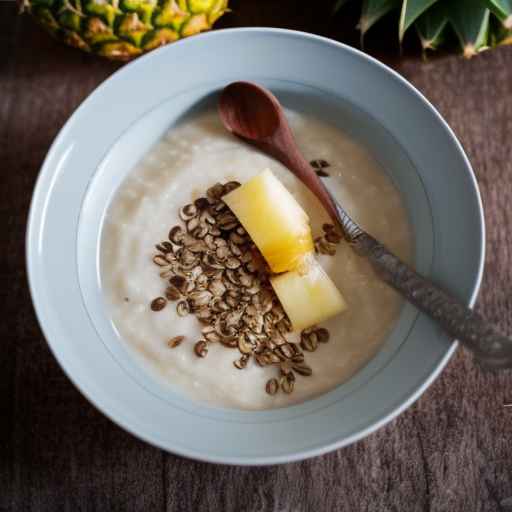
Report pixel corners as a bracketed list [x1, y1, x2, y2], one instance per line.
[1, 2, 512, 511]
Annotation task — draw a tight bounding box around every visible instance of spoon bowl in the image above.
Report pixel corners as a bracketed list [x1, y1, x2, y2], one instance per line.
[219, 81, 281, 140]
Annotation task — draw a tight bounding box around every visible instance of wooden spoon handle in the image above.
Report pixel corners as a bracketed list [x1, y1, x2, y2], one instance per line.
[265, 117, 343, 222]
[354, 232, 512, 369]
[280, 152, 339, 220]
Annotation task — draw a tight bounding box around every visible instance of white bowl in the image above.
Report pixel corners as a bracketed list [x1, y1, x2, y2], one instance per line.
[26, 28, 484, 465]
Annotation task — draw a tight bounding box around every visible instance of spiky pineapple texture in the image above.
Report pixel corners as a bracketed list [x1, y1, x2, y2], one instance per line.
[22, 0, 229, 60]
[335, 0, 512, 58]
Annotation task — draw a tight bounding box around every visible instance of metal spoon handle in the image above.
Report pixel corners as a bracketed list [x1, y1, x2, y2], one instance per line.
[352, 231, 512, 369]
[293, 160, 512, 368]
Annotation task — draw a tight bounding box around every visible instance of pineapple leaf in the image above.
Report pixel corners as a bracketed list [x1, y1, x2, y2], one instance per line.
[399, 0, 440, 42]
[484, 0, 512, 29]
[448, 0, 490, 58]
[415, 1, 449, 52]
[359, 0, 401, 37]
[488, 15, 512, 46]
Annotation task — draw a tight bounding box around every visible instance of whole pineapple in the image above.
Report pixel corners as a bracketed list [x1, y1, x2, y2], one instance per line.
[22, 0, 229, 60]
[335, 0, 512, 58]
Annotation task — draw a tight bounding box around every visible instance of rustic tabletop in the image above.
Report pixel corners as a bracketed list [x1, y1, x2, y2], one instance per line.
[1, 2, 512, 511]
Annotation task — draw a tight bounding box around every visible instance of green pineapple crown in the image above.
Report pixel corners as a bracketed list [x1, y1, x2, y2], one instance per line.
[23, 0, 229, 60]
[335, 0, 512, 58]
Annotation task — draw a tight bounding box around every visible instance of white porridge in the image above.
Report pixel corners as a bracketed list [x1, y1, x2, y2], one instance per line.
[101, 110, 412, 410]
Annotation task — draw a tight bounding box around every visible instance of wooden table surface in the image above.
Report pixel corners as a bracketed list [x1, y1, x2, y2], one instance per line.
[1, 2, 512, 511]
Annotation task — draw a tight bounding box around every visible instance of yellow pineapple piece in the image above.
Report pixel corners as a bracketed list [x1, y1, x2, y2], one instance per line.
[270, 256, 347, 331]
[223, 169, 314, 273]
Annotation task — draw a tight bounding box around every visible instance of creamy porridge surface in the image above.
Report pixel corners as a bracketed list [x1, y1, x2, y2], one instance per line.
[101, 110, 412, 410]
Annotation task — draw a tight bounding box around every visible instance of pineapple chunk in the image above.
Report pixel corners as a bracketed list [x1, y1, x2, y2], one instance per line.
[223, 169, 314, 273]
[270, 256, 347, 331]
[225, 169, 346, 331]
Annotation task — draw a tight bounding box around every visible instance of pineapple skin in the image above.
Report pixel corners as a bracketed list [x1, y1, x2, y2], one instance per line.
[23, 0, 229, 61]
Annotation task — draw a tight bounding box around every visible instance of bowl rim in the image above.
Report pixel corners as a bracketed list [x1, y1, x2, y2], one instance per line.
[26, 27, 485, 465]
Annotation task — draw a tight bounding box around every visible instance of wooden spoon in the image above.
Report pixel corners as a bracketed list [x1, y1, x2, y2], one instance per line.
[218, 81, 512, 369]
